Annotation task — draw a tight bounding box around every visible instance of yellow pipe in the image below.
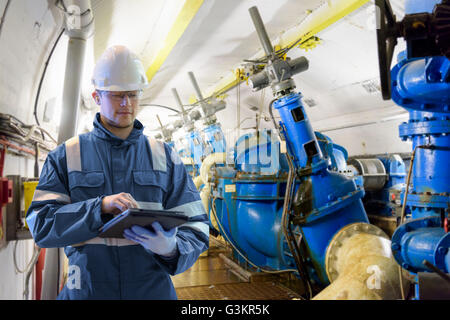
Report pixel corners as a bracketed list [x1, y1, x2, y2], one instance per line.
[193, 175, 203, 189]
[145, 0, 204, 83]
[198, 153, 226, 231]
[200, 152, 226, 185]
[313, 223, 410, 300]
[180, 156, 195, 166]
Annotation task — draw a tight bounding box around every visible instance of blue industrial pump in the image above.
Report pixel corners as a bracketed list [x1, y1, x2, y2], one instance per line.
[348, 154, 407, 218]
[187, 72, 227, 155]
[212, 128, 360, 285]
[171, 87, 207, 176]
[375, 0, 450, 299]
[174, 72, 227, 176]
[210, 6, 379, 297]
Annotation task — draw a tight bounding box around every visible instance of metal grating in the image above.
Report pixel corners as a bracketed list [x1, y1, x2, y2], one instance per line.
[176, 282, 302, 300]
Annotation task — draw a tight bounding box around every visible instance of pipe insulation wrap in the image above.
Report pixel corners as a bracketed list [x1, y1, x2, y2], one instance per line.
[199, 153, 227, 231]
[199, 153, 227, 185]
[313, 223, 410, 300]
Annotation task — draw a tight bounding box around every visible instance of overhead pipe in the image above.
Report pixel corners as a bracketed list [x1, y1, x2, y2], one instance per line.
[58, 0, 94, 143]
[41, 0, 94, 301]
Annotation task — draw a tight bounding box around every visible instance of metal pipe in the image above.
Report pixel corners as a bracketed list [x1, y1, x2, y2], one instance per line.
[42, 0, 94, 300]
[248, 6, 274, 57]
[314, 223, 409, 300]
[171, 88, 186, 112]
[58, 0, 94, 144]
[58, 37, 87, 144]
[188, 71, 204, 101]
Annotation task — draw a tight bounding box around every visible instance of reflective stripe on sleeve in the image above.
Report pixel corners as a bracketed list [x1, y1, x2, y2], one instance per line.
[136, 201, 164, 210]
[179, 221, 209, 238]
[148, 137, 167, 172]
[168, 200, 208, 237]
[70, 238, 138, 247]
[167, 200, 205, 218]
[65, 136, 81, 172]
[32, 189, 71, 204]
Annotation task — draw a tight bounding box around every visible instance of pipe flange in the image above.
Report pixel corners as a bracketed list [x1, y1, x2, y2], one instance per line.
[325, 222, 389, 282]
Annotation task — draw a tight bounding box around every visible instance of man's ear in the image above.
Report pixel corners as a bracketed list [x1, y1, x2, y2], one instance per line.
[92, 91, 101, 105]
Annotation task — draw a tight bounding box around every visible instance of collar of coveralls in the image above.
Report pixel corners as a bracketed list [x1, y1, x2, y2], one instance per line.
[92, 112, 144, 146]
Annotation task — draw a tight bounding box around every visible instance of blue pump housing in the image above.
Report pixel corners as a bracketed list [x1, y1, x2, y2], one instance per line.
[389, 0, 450, 286]
[202, 123, 227, 154]
[211, 91, 370, 286]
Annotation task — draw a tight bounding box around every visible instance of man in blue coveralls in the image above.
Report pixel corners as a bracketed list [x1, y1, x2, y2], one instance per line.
[26, 45, 209, 299]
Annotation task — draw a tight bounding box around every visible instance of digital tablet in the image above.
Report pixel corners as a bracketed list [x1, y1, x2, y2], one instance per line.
[98, 208, 189, 238]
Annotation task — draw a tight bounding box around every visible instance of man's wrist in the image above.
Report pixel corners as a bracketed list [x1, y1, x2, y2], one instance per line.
[159, 242, 179, 259]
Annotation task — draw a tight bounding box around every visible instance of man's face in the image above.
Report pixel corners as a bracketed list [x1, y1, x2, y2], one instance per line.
[93, 90, 141, 128]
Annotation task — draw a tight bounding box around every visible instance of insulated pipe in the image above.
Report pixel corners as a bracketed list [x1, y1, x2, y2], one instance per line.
[199, 152, 226, 185]
[198, 153, 226, 230]
[313, 223, 409, 300]
[58, 40, 87, 142]
[42, 0, 94, 301]
[193, 175, 203, 189]
[200, 186, 211, 222]
[58, 0, 94, 143]
[180, 157, 195, 166]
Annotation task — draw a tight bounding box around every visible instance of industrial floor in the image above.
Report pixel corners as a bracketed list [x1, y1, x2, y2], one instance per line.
[171, 238, 303, 300]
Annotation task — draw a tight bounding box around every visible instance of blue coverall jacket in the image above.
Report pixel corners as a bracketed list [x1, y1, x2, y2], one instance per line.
[26, 113, 209, 299]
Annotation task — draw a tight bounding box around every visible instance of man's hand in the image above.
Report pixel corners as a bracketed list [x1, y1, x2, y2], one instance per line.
[101, 192, 139, 214]
[123, 222, 178, 257]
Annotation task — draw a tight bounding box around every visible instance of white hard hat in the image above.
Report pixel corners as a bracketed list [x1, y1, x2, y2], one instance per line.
[92, 45, 148, 91]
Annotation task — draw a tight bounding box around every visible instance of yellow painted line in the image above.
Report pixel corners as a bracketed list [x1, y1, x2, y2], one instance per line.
[281, 0, 370, 49]
[204, 0, 370, 98]
[146, 0, 204, 83]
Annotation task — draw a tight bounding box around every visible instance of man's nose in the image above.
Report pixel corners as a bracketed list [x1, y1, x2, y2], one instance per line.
[120, 94, 131, 106]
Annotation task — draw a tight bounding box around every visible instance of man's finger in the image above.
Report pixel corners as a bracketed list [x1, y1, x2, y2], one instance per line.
[124, 193, 139, 208]
[114, 198, 129, 212]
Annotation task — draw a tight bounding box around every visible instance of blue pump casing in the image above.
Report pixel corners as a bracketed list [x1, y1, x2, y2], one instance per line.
[211, 92, 370, 286]
[389, 1, 450, 290]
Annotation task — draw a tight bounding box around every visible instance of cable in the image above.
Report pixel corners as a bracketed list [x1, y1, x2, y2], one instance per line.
[13, 241, 41, 299]
[268, 101, 313, 298]
[397, 144, 441, 300]
[236, 77, 241, 134]
[33, 27, 65, 139]
[0, 0, 11, 40]
[0, 113, 57, 151]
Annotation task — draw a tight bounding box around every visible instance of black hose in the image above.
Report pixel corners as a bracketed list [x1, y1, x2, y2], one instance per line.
[33, 28, 66, 139]
[0, 0, 11, 39]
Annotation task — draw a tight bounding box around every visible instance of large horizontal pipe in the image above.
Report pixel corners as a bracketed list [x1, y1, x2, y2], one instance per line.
[313, 223, 410, 300]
